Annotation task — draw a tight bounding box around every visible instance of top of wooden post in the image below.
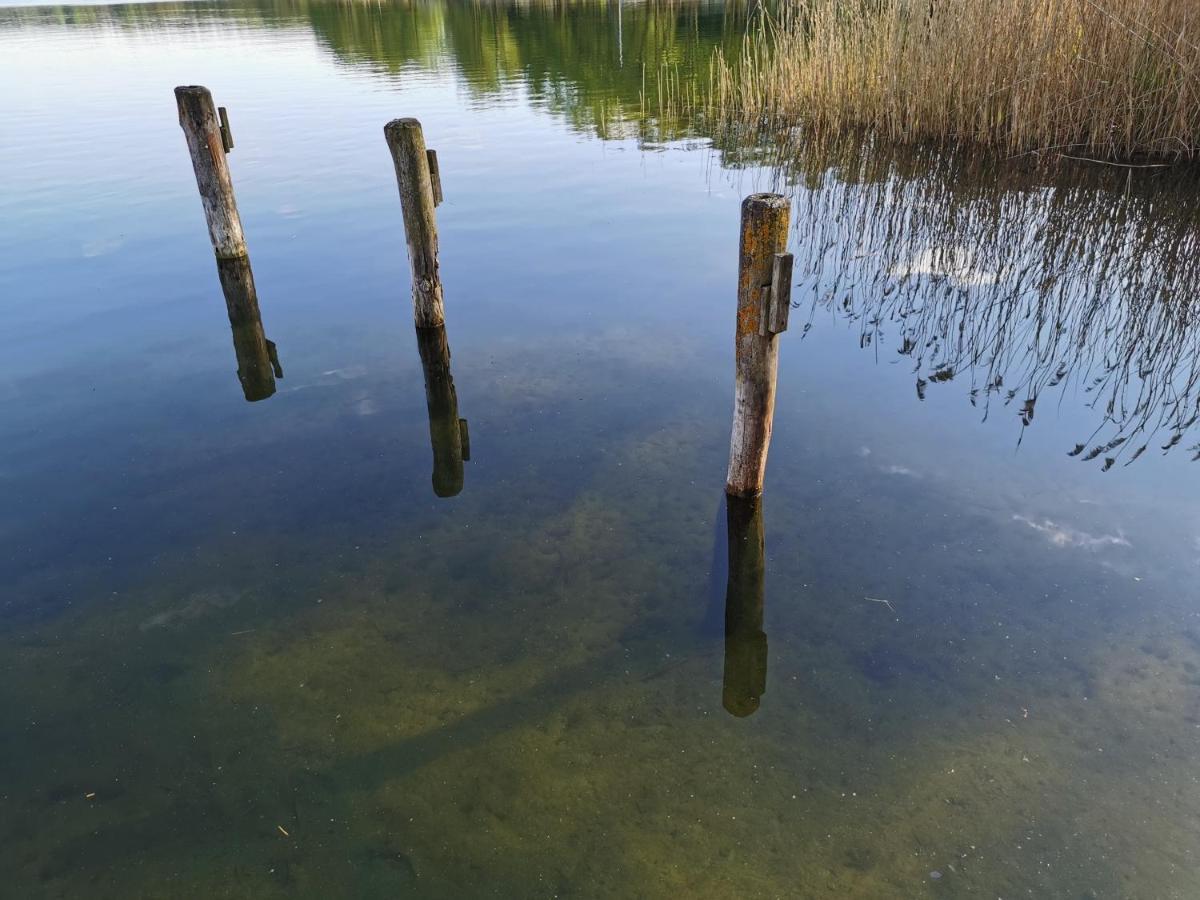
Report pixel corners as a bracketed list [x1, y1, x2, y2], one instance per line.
[175, 85, 215, 126]
[384, 117, 424, 140]
[743, 192, 789, 210]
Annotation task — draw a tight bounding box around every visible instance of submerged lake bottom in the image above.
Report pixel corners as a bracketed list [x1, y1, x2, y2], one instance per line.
[2, 1, 1200, 897]
[5, 322, 1199, 898]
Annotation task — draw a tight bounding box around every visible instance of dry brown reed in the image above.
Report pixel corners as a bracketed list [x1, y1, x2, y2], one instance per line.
[711, 0, 1200, 162]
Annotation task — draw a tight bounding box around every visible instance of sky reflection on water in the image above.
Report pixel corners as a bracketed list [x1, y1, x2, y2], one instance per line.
[2, 2, 1199, 897]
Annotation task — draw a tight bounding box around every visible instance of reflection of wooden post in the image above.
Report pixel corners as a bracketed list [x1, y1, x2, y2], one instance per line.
[415, 326, 467, 497]
[722, 493, 766, 717]
[726, 193, 792, 497]
[175, 86, 247, 260]
[216, 257, 280, 402]
[384, 119, 445, 328]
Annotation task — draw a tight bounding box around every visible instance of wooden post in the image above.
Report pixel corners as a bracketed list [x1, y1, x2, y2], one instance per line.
[216, 256, 280, 402]
[415, 325, 467, 497]
[722, 493, 767, 717]
[384, 119, 445, 328]
[175, 86, 247, 260]
[726, 193, 791, 497]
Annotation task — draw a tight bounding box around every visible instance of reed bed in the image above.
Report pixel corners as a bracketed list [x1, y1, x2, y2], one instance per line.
[711, 0, 1200, 162]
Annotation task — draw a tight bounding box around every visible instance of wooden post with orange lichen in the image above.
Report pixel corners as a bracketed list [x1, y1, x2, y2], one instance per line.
[384, 118, 445, 328]
[175, 86, 247, 260]
[726, 193, 792, 498]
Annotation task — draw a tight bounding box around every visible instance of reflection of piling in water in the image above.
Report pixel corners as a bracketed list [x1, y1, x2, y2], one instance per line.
[722, 493, 766, 717]
[216, 256, 281, 402]
[415, 325, 469, 497]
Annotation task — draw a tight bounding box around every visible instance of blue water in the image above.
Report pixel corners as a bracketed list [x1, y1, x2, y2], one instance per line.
[2, 2, 1199, 896]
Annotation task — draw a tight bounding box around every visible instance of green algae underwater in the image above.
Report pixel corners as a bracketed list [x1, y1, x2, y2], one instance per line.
[2, 1, 1200, 897]
[4, 323, 1198, 897]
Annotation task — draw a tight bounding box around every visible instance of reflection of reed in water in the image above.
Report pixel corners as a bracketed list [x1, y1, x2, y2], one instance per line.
[215, 256, 282, 402]
[723, 493, 766, 718]
[739, 136, 1200, 467]
[415, 326, 470, 498]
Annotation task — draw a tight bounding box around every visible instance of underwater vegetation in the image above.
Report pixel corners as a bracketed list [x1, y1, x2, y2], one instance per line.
[4, 1, 1200, 897]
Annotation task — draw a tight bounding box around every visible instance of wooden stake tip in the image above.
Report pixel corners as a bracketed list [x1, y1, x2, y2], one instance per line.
[384, 117, 423, 138]
[743, 192, 789, 211]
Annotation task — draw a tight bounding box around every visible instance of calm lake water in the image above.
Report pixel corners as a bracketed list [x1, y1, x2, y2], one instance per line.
[3, 1, 1200, 897]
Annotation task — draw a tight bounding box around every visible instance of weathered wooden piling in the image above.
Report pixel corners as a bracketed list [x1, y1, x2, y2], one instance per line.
[175, 86, 247, 260]
[726, 193, 792, 497]
[384, 119, 445, 328]
[415, 325, 468, 497]
[722, 493, 767, 717]
[216, 257, 281, 402]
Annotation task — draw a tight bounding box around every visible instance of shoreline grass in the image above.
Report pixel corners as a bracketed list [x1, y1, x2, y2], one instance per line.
[710, 0, 1200, 164]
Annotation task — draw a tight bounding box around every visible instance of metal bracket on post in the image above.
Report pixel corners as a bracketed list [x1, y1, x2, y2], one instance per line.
[759, 251, 793, 336]
[218, 106, 234, 153]
[426, 149, 443, 206]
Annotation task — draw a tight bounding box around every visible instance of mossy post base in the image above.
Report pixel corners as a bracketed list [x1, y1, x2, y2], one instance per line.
[385, 118, 445, 328]
[726, 193, 791, 497]
[175, 86, 246, 260]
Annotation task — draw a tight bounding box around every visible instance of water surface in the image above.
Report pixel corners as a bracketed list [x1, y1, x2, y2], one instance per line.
[2, 2, 1199, 897]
